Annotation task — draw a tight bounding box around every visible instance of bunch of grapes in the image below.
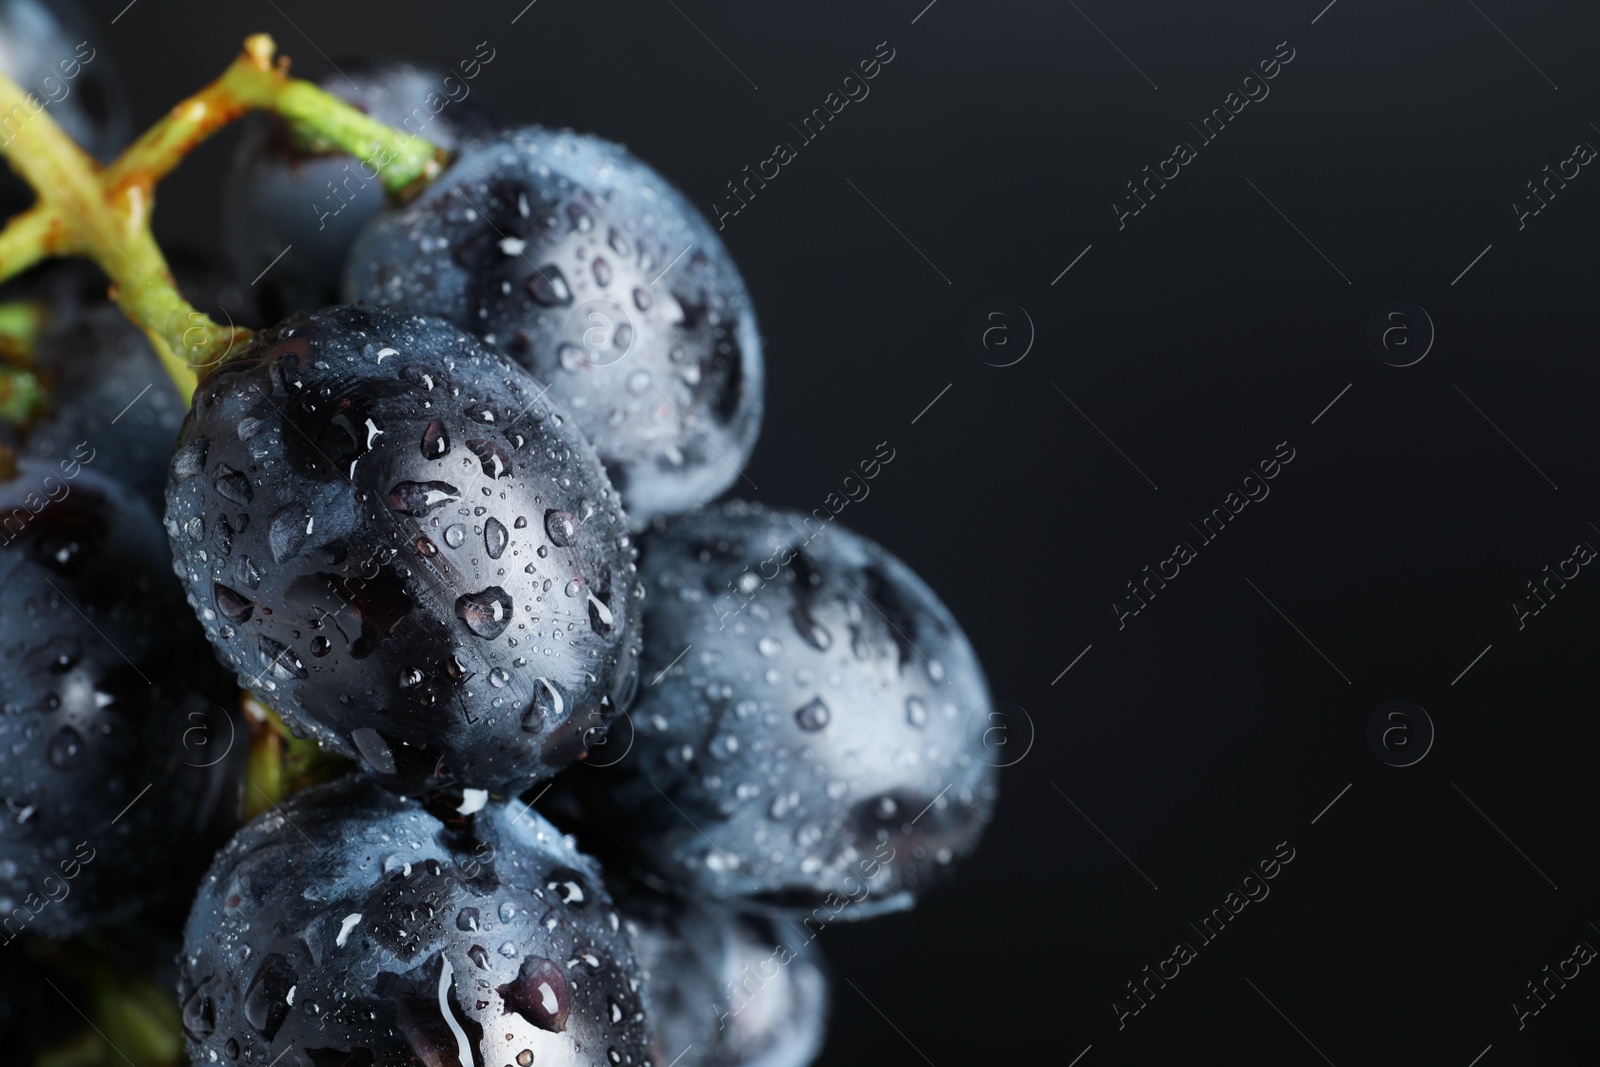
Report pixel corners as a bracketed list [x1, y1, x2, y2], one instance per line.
[0, 7, 998, 1065]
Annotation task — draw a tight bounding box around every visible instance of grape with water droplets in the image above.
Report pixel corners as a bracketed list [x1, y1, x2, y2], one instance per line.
[621, 887, 829, 1067]
[178, 774, 651, 1067]
[164, 305, 642, 794]
[344, 126, 764, 527]
[23, 301, 187, 510]
[0, 462, 243, 939]
[596, 501, 998, 916]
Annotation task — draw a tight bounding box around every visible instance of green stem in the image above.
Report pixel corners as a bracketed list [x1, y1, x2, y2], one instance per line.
[104, 35, 445, 203]
[0, 365, 45, 422]
[0, 34, 448, 405]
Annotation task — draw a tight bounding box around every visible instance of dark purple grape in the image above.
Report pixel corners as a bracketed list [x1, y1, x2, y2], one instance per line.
[0, 461, 243, 939]
[602, 501, 998, 916]
[222, 62, 494, 319]
[621, 889, 828, 1067]
[178, 775, 650, 1067]
[0, 0, 131, 160]
[344, 126, 763, 526]
[23, 303, 187, 511]
[164, 305, 642, 793]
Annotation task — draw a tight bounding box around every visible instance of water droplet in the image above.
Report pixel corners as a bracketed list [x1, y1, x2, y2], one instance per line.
[545, 509, 578, 548]
[467, 438, 513, 479]
[350, 727, 397, 775]
[626, 371, 650, 395]
[259, 636, 307, 680]
[456, 907, 480, 932]
[242, 954, 296, 1041]
[236, 555, 263, 590]
[592, 257, 612, 287]
[172, 438, 208, 481]
[213, 514, 235, 557]
[485, 517, 509, 559]
[633, 287, 653, 311]
[793, 610, 832, 651]
[488, 667, 511, 688]
[444, 524, 467, 549]
[564, 578, 582, 598]
[310, 635, 331, 657]
[497, 956, 570, 1032]
[906, 696, 928, 728]
[521, 677, 566, 732]
[421, 420, 450, 458]
[546, 868, 589, 906]
[758, 636, 782, 658]
[387, 481, 461, 517]
[47, 726, 82, 769]
[180, 984, 215, 1041]
[211, 463, 252, 504]
[214, 583, 254, 624]
[267, 503, 316, 564]
[456, 587, 514, 639]
[795, 697, 831, 732]
[587, 592, 614, 635]
[526, 265, 572, 306]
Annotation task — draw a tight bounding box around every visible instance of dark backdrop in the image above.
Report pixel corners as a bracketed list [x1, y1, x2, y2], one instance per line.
[105, 0, 1600, 1064]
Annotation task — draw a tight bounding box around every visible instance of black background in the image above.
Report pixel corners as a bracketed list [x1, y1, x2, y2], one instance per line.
[98, 0, 1600, 1063]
